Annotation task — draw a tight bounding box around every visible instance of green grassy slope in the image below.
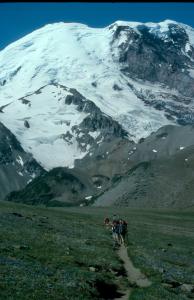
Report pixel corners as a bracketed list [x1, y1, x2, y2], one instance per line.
[0, 201, 127, 300]
[126, 210, 194, 299]
[1, 202, 194, 299]
[65, 207, 194, 299]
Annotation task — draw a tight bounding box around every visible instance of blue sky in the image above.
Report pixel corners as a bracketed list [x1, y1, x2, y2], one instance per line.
[0, 2, 194, 50]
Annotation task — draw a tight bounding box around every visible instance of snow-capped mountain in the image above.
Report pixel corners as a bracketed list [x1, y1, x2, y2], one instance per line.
[0, 19, 194, 170]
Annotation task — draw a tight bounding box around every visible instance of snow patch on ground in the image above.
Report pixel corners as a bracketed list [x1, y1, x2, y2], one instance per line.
[89, 131, 100, 139]
[185, 42, 191, 53]
[16, 155, 24, 166]
[179, 146, 185, 150]
[85, 195, 92, 200]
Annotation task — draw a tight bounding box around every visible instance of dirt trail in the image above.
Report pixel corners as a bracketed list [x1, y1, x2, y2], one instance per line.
[115, 244, 151, 300]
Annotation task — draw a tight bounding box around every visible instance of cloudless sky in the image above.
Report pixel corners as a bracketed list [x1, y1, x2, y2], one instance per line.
[0, 2, 194, 50]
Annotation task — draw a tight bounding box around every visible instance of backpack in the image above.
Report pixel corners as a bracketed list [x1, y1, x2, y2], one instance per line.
[122, 222, 128, 233]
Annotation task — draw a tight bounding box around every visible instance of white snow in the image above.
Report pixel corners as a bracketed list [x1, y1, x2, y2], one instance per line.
[181, 22, 194, 47]
[185, 42, 191, 53]
[97, 137, 104, 144]
[128, 151, 134, 156]
[85, 196, 92, 200]
[109, 20, 177, 37]
[189, 69, 194, 79]
[0, 20, 193, 169]
[78, 132, 84, 138]
[109, 20, 142, 28]
[179, 146, 185, 150]
[89, 131, 100, 139]
[117, 31, 129, 46]
[16, 155, 24, 166]
[0, 84, 89, 170]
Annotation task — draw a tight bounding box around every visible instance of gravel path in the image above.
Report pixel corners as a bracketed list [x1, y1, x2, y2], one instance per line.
[115, 244, 151, 299]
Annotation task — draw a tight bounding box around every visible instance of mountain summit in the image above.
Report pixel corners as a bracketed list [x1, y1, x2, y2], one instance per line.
[0, 20, 194, 170]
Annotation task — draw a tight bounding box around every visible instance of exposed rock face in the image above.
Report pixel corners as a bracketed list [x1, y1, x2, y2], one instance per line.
[111, 23, 194, 97]
[109, 21, 194, 128]
[126, 81, 194, 126]
[66, 87, 128, 139]
[24, 120, 30, 128]
[59, 83, 129, 156]
[64, 86, 128, 153]
[0, 122, 44, 200]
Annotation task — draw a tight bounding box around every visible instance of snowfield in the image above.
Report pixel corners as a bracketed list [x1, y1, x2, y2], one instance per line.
[0, 84, 90, 170]
[0, 20, 194, 169]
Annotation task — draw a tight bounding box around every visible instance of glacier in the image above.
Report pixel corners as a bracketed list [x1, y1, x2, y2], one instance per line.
[0, 19, 194, 169]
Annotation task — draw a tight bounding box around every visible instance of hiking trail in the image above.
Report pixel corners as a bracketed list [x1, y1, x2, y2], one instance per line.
[115, 244, 151, 299]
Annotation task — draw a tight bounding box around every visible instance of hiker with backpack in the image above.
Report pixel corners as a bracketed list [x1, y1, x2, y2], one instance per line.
[104, 216, 128, 248]
[121, 220, 128, 246]
[113, 219, 128, 247]
[112, 220, 120, 248]
[118, 219, 124, 245]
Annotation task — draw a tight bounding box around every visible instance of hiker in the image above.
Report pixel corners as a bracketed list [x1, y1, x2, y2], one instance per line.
[121, 220, 128, 246]
[112, 220, 120, 248]
[118, 220, 124, 245]
[104, 217, 110, 229]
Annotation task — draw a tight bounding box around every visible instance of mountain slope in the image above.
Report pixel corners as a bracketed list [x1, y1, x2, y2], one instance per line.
[93, 125, 194, 208]
[5, 167, 96, 206]
[1, 19, 194, 207]
[0, 122, 44, 199]
[6, 124, 194, 208]
[1, 20, 194, 170]
[94, 147, 194, 209]
[0, 83, 127, 169]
